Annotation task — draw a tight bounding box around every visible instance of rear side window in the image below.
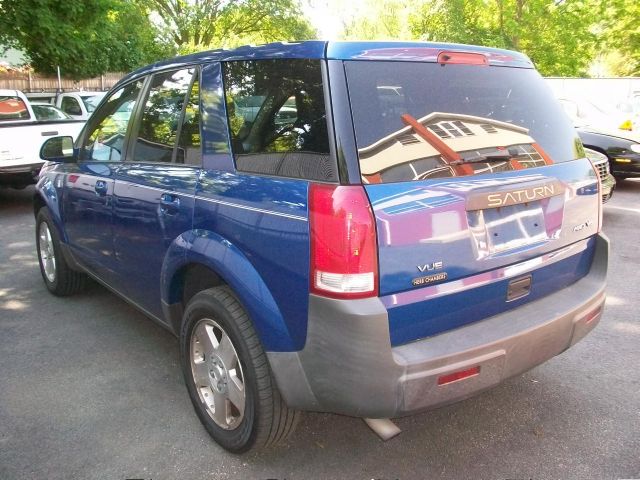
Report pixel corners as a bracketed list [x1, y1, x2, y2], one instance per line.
[0, 96, 30, 121]
[223, 59, 335, 181]
[345, 61, 583, 184]
[81, 80, 144, 162]
[132, 68, 194, 163]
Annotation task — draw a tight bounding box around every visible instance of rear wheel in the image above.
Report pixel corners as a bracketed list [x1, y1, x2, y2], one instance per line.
[36, 208, 86, 296]
[180, 286, 299, 453]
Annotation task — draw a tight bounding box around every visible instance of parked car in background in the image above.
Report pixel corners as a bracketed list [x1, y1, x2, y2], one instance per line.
[558, 96, 634, 133]
[578, 128, 640, 181]
[26, 91, 106, 120]
[584, 147, 616, 202]
[31, 104, 72, 121]
[0, 89, 84, 188]
[34, 41, 608, 453]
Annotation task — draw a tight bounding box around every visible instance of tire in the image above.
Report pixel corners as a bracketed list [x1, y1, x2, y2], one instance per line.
[36, 208, 86, 296]
[180, 286, 300, 453]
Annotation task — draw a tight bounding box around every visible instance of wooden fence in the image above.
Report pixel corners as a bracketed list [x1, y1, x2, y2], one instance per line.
[0, 71, 124, 92]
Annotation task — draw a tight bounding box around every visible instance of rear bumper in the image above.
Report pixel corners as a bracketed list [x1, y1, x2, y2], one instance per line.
[268, 234, 608, 418]
[0, 160, 44, 185]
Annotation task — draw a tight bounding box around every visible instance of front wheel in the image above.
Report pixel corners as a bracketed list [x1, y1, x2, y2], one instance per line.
[36, 208, 86, 296]
[180, 286, 300, 453]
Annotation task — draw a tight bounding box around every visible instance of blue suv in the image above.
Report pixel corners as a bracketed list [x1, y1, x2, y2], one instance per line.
[35, 41, 608, 452]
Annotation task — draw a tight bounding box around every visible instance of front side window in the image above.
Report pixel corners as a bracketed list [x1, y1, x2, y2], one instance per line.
[131, 68, 194, 163]
[223, 59, 334, 181]
[81, 81, 143, 162]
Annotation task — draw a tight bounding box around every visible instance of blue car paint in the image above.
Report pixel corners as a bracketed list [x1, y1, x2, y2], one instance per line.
[36, 171, 63, 229]
[365, 159, 599, 297]
[35, 40, 602, 355]
[59, 161, 123, 285]
[175, 229, 297, 351]
[114, 41, 532, 92]
[326, 41, 534, 68]
[384, 237, 596, 345]
[191, 170, 310, 351]
[112, 163, 199, 319]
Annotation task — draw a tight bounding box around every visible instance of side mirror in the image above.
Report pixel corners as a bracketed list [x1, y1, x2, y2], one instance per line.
[40, 136, 75, 162]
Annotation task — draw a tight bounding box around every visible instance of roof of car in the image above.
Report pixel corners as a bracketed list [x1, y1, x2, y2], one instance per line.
[116, 40, 533, 88]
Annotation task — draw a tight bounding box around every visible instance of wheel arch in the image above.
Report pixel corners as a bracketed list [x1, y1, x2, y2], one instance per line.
[33, 176, 67, 242]
[161, 230, 297, 352]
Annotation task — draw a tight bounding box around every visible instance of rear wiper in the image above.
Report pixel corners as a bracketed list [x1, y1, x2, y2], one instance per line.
[450, 148, 519, 165]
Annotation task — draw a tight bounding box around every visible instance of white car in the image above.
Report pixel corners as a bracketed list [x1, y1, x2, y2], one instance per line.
[0, 89, 84, 188]
[26, 91, 106, 120]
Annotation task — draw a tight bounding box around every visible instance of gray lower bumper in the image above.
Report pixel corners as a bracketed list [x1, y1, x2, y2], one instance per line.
[268, 234, 609, 418]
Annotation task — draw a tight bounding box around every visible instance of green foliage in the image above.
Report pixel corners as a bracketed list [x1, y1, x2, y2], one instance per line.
[406, 0, 599, 76]
[0, 0, 173, 78]
[342, 0, 607, 77]
[599, 0, 640, 76]
[145, 0, 316, 54]
[341, 0, 413, 40]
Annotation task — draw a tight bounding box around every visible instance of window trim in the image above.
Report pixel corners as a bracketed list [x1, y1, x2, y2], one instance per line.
[172, 65, 201, 165]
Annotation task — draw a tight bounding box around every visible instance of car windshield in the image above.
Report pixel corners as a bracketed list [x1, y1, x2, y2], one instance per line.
[81, 94, 105, 113]
[32, 104, 72, 120]
[0, 95, 30, 121]
[344, 61, 582, 183]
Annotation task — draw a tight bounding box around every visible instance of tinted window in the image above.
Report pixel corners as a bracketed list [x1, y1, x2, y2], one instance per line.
[132, 68, 194, 163]
[61, 96, 82, 116]
[81, 81, 143, 162]
[223, 59, 335, 181]
[0, 96, 30, 121]
[345, 61, 583, 184]
[176, 71, 201, 165]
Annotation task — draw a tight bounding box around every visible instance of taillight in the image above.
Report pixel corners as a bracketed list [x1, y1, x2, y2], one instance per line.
[309, 183, 378, 299]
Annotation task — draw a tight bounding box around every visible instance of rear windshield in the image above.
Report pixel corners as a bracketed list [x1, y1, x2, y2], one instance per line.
[344, 62, 582, 183]
[0, 95, 30, 121]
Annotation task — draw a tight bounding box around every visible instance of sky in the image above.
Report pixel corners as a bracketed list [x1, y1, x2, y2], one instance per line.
[0, 47, 27, 66]
[304, 0, 369, 39]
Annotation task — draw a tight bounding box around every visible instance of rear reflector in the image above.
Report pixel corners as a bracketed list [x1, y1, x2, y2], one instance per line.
[309, 183, 378, 299]
[437, 51, 488, 66]
[583, 306, 602, 324]
[437, 366, 481, 386]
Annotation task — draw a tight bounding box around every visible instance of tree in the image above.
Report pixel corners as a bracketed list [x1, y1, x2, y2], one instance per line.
[143, 0, 316, 53]
[0, 0, 173, 78]
[599, 0, 640, 76]
[341, 0, 413, 40]
[406, 0, 599, 77]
